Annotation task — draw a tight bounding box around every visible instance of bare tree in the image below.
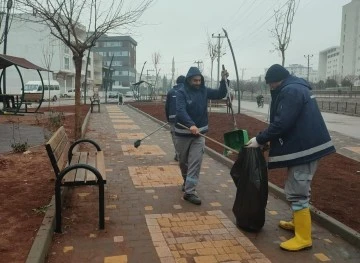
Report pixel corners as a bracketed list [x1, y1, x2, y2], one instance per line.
[341, 75, 357, 91]
[271, 0, 298, 66]
[0, 0, 15, 45]
[207, 34, 217, 89]
[41, 36, 55, 108]
[152, 51, 161, 98]
[17, 0, 153, 139]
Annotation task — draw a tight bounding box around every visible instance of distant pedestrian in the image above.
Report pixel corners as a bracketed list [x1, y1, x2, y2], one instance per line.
[165, 75, 185, 161]
[246, 64, 336, 251]
[175, 67, 228, 205]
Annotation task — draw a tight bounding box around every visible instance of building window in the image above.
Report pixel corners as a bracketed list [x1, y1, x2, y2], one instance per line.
[121, 71, 129, 75]
[64, 57, 70, 70]
[104, 42, 122, 47]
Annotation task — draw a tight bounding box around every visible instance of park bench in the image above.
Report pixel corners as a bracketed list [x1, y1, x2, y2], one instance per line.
[19, 93, 43, 112]
[45, 126, 106, 233]
[90, 94, 100, 113]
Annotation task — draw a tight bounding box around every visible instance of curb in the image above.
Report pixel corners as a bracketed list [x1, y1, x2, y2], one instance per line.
[129, 104, 360, 249]
[25, 107, 92, 263]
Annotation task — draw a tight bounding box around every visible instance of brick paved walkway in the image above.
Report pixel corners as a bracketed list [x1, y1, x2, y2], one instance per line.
[46, 105, 360, 263]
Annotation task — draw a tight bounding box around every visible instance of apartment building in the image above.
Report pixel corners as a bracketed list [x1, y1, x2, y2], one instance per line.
[286, 64, 318, 83]
[1, 13, 101, 95]
[318, 47, 341, 82]
[92, 35, 137, 91]
[340, 0, 360, 78]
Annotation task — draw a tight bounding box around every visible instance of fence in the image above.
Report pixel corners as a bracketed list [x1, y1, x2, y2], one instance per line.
[317, 100, 359, 116]
[240, 92, 360, 117]
[313, 90, 360, 98]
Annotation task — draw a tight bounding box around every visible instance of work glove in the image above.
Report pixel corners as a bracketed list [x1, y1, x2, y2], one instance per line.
[246, 137, 260, 148]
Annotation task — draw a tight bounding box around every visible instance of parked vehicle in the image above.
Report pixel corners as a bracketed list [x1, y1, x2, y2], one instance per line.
[108, 91, 119, 98]
[125, 90, 139, 98]
[62, 89, 84, 98]
[24, 80, 61, 101]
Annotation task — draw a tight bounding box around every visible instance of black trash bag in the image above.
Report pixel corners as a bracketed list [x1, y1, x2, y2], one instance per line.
[231, 147, 268, 232]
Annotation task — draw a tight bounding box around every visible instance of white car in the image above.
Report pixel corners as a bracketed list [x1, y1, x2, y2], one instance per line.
[125, 91, 134, 97]
[125, 91, 139, 98]
[62, 89, 84, 98]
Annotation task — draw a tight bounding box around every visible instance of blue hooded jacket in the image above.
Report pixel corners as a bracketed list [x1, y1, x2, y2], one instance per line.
[165, 83, 183, 123]
[175, 67, 227, 136]
[256, 75, 336, 169]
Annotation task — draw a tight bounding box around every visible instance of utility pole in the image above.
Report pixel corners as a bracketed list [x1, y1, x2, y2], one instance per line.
[2, 0, 13, 95]
[304, 54, 313, 82]
[171, 57, 175, 86]
[212, 33, 226, 84]
[240, 68, 246, 80]
[146, 69, 154, 100]
[194, 60, 203, 69]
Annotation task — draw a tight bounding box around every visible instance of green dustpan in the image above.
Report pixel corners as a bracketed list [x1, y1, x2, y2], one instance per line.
[223, 129, 249, 156]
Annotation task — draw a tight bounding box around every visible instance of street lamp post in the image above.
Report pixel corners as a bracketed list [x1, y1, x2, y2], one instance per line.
[2, 0, 13, 94]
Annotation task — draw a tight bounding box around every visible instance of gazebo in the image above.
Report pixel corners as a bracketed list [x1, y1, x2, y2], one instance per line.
[0, 54, 49, 114]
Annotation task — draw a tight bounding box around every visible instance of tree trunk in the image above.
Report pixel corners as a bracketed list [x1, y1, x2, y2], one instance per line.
[281, 49, 285, 66]
[210, 60, 214, 88]
[73, 53, 84, 140]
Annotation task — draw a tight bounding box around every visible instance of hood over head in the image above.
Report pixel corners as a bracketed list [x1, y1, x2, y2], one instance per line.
[185, 67, 204, 87]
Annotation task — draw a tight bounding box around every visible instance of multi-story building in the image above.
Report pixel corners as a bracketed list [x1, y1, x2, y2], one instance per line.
[92, 35, 137, 91]
[318, 47, 340, 82]
[1, 13, 100, 95]
[285, 64, 318, 83]
[92, 53, 103, 92]
[340, 0, 360, 78]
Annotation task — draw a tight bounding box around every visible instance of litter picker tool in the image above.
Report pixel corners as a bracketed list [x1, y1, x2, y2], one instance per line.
[134, 122, 169, 148]
[177, 123, 239, 154]
[221, 65, 249, 156]
[222, 64, 237, 129]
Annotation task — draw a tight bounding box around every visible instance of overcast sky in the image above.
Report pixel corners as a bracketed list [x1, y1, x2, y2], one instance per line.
[129, 0, 350, 81]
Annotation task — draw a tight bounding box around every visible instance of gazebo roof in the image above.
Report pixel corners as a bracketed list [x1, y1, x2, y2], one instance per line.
[0, 54, 49, 71]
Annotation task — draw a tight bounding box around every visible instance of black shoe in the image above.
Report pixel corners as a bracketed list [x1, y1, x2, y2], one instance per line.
[183, 193, 201, 205]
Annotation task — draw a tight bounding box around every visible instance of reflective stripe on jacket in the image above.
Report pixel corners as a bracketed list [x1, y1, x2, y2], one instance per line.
[256, 75, 335, 169]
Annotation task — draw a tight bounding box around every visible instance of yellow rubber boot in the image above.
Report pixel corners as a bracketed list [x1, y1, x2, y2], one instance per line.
[279, 219, 294, 231]
[280, 208, 312, 251]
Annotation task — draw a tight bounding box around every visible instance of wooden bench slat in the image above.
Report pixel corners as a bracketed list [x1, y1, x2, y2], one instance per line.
[24, 93, 43, 102]
[64, 152, 80, 184]
[56, 142, 70, 171]
[47, 126, 66, 152]
[96, 151, 106, 182]
[75, 152, 88, 182]
[85, 152, 97, 183]
[53, 136, 69, 164]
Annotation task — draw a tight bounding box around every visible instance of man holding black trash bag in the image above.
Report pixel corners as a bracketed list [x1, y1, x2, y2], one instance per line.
[165, 75, 185, 161]
[246, 64, 335, 251]
[175, 66, 228, 205]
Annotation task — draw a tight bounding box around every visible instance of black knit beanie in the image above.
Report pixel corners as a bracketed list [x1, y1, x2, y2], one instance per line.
[265, 64, 290, 84]
[176, 75, 185, 84]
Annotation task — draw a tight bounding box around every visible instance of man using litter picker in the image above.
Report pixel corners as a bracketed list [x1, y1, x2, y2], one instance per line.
[246, 64, 336, 251]
[175, 66, 228, 205]
[165, 75, 185, 161]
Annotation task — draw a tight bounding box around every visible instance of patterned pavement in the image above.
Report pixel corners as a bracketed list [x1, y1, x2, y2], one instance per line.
[46, 104, 360, 263]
